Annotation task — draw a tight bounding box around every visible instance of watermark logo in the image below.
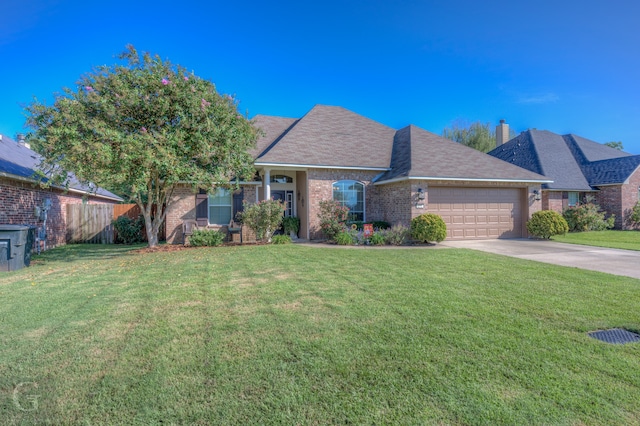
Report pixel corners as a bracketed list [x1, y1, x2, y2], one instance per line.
[13, 382, 39, 412]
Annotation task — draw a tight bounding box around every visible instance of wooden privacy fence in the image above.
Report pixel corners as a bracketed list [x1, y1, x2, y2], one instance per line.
[66, 204, 115, 244]
[113, 203, 166, 242]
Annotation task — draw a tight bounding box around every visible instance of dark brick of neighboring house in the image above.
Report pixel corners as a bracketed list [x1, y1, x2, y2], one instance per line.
[0, 177, 118, 248]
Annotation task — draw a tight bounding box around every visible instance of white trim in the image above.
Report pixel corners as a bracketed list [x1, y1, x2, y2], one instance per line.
[0, 171, 123, 202]
[373, 176, 553, 185]
[255, 162, 389, 171]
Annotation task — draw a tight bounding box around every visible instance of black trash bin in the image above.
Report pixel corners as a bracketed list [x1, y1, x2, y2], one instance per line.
[0, 225, 31, 272]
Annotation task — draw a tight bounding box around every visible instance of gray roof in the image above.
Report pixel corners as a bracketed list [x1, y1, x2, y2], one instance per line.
[252, 106, 549, 183]
[488, 129, 640, 190]
[254, 105, 395, 169]
[0, 134, 122, 201]
[379, 125, 548, 182]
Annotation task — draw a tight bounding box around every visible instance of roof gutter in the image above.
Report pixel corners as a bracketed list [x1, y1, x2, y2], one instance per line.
[255, 162, 390, 172]
[374, 176, 553, 185]
[0, 171, 123, 202]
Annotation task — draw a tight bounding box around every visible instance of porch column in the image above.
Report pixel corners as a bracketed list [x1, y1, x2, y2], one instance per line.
[264, 168, 271, 200]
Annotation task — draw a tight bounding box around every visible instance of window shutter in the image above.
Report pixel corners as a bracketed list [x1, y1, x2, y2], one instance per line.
[233, 188, 244, 220]
[195, 192, 208, 226]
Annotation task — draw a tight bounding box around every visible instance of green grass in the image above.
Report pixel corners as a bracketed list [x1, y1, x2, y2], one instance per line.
[2, 244, 640, 425]
[553, 230, 640, 251]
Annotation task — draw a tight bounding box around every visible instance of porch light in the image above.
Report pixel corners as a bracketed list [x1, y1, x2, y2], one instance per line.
[533, 189, 541, 201]
[417, 188, 425, 200]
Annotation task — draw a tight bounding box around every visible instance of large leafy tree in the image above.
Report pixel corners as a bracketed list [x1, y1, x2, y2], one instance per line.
[26, 45, 258, 247]
[604, 141, 624, 151]
[442, 121, 496, 153]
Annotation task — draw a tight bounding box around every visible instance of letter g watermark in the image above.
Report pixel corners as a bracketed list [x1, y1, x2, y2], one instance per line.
[13, 382, 39, 412]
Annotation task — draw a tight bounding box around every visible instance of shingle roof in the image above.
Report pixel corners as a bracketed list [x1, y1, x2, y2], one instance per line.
[251, 115, 297, 159]
[254, 105, 395, 169]
[379, 126, 548, 182]
[487, 129, 638, 190]
[0, 134, 122, 201]
[489, 130, 591, 190]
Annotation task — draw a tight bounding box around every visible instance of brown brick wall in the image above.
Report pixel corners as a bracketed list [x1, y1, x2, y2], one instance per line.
[0, 177, 117, 248]
[306, 169, 382, 239]
[594, 170, 640, 230]
[376, 181, 412, 225]
[621, 169, 640, 229]
[542, 191, 564, 213]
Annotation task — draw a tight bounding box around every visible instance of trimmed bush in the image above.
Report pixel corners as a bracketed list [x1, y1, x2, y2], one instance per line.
[113, 215, 145, 244]
[189, 229, 225, 247]
[411, 213, 447, 243]
[271, 234, 292, 244]
[563, 196, 614, 232]
[527, 210, 569, 239]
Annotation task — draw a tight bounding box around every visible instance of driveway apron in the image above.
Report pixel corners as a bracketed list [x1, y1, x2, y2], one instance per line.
[440, 238, 640, 280]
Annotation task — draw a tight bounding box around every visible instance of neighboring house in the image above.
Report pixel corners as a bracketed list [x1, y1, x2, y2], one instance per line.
[0, 134, 122, 247]
[488, 124, 640, 229]
[166, 105, 550, 242]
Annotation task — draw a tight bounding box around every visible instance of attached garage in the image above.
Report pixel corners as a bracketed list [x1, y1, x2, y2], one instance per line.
[429, 187, 525, 239]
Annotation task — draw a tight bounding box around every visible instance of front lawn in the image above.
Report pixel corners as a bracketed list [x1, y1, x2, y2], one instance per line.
[553, 230, 640, 251]
[1, 244, 639, 424]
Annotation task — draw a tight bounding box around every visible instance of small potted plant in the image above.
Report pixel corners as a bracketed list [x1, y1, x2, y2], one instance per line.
[282, 216, 300, 240]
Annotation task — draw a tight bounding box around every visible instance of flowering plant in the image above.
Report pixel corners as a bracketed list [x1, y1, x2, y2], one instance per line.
[318, 199, 350, 241]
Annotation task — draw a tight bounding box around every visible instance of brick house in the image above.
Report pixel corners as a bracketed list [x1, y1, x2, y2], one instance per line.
[0, 134, 122, 247]
[166, 105, 550, 243]
[488, 123, 640, 229]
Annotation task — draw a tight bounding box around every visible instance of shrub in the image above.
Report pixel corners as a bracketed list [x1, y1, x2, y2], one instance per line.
[240, 199, 285, 242]
[282, 216, 300, 235]
[318, 200, 350, 241]
[113, 215, 145, 244]
[527, 210, 569, 239]
[627, 201, 640, 228]
[189, 229, 225, 246]
[563, 196, 615, 232]
[369, 232, 386, 245]
[271, 234, 292, 244]
[411, 214, 447, 243]
[335, 231, 355, 245]
[381, 224, 410, 246]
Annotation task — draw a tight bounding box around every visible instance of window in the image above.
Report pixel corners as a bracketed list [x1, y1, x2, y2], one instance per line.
[270, 174, 293, 183]
[333, 180, 364, 221]
[209, 188, 232, 225]
[568, 192, 580, 207]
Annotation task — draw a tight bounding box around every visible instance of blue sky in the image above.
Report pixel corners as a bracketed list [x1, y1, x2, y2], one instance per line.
[1, 0, 639, 153]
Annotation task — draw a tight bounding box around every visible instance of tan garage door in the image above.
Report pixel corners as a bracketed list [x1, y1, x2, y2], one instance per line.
[429, 187, 524, 239]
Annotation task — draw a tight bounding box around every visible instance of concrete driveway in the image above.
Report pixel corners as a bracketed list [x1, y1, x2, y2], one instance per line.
[440, 239, 640, 280]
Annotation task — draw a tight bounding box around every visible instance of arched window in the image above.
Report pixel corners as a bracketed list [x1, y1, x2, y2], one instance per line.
[333, 180, 364, 221]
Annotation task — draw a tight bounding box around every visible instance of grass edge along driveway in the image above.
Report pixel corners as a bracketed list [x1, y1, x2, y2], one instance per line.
[1, 244, 639, 425]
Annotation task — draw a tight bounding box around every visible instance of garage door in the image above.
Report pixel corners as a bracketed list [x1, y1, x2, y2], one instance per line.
[428, 187, 524, 239]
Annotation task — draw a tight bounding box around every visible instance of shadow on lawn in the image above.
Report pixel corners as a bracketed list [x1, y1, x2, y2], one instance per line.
[31, 243, 144, 264]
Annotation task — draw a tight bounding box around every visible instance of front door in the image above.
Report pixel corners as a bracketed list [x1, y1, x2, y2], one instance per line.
[271, 190, 294, 217]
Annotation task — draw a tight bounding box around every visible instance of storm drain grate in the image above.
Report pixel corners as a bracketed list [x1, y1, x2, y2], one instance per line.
[588, 328, 640, 344]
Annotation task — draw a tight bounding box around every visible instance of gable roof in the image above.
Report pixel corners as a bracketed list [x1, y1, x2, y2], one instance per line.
[489, 130, 591, 190]
[0, 134, 122, 201]
[254, 105, 395, 170]
[251, 105, 550, 184]
[378, 125, 548, 183]
[488, 129, 640, 190]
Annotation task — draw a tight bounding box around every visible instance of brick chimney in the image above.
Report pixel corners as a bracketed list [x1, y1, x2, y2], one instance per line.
[495, 119, 509, 148]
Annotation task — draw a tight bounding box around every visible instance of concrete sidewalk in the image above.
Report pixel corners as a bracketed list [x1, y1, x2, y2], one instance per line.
[440, 239, 640, 280]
